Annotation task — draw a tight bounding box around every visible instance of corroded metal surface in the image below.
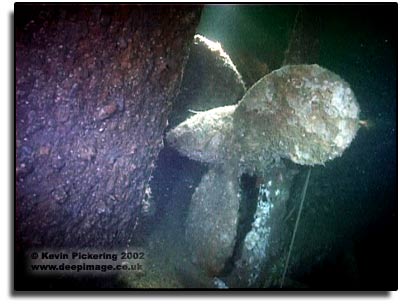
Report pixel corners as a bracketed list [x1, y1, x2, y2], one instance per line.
[167, 64, 360, 286]
[167, 64, 360, 172]
[234, 64, 360, 170]
[16, 5, 202, 249]
[185, 166, 240, 275]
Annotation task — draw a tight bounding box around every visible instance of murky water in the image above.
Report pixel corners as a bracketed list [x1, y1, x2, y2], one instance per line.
[131, 5, 397, 289]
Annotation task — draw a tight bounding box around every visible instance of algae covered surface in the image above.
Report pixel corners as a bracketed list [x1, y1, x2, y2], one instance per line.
[15, 4, 397, 290]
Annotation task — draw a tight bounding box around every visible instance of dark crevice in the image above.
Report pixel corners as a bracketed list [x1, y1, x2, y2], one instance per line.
[220, 173, 259, 276]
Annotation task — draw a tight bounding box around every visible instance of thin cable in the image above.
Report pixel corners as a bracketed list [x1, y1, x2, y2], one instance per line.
[279, 167, 311, 288]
